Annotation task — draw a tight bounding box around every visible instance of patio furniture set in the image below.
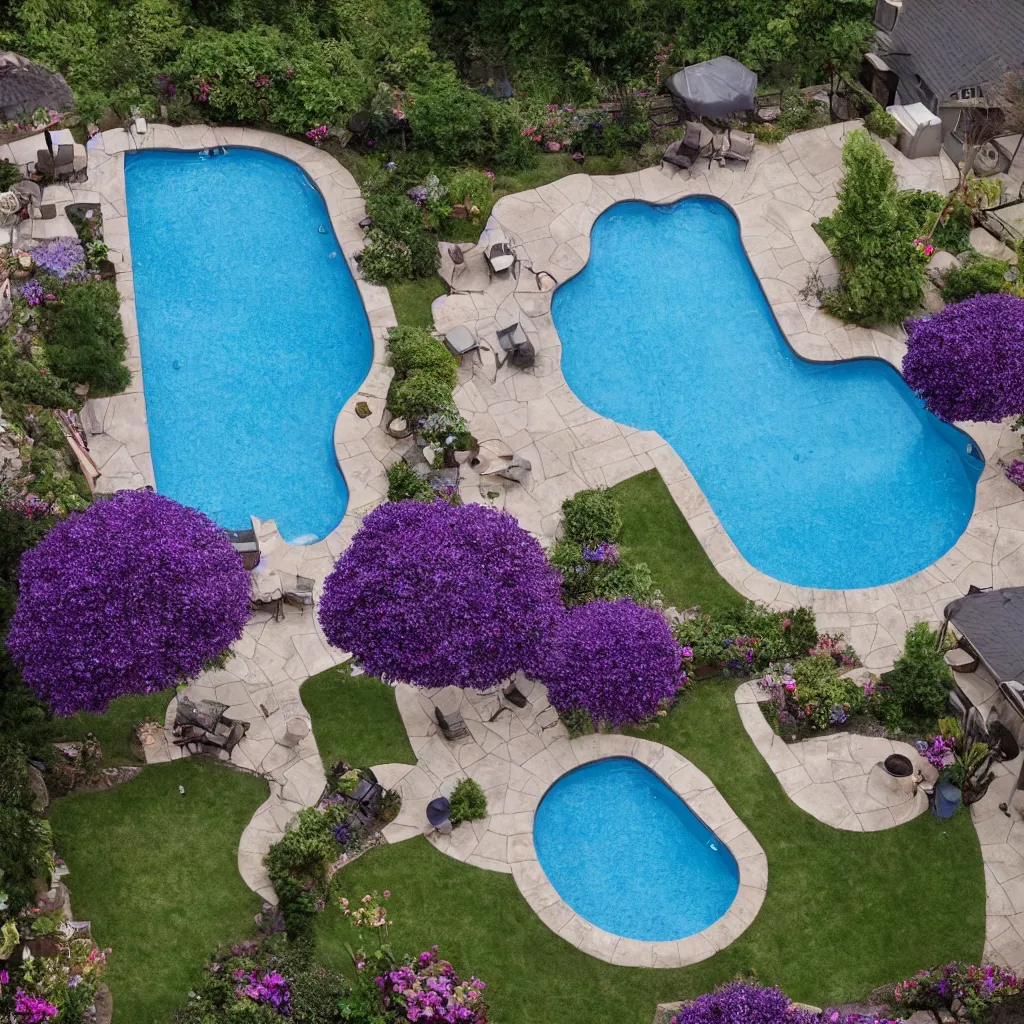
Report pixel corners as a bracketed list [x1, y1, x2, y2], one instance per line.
[172, 695, 250, 760]
[227, 527, 315, 622]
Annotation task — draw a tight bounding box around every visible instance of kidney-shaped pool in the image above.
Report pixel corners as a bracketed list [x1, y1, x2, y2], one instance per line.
[533, 757, 739, 941]
[126, 148, 372, 544]
[552, 197, 982, 589]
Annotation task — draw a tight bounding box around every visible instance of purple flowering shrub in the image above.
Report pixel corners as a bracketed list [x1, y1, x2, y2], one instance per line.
[671, 983, 899, 1024]
[541, 598, 683, 727]
[903, 294, 1024, 423]
[6, 491, 250, 715]
[318, 501, 564, 690]
[1007, 460, 1024, 488]
[29, 238, 86, 280]
[376, 948, 488, 1024]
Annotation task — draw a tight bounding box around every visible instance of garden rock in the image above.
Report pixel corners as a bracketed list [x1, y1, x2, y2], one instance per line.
[926, 250, 960, 283]
[27, 764, 49, 811]
[969, 227, 1017, 263]
[920, 279, 946, 315]
[92, 983, 113, 1024]
[481, 454, 531, 484]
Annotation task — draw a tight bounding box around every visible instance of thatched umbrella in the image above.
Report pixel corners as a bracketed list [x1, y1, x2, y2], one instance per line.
[0, 52, 73, 123]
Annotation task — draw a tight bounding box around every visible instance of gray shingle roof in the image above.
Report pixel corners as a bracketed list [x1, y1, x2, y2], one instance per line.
[882, 0, 1024, 104]
[0, 52, 73, 122]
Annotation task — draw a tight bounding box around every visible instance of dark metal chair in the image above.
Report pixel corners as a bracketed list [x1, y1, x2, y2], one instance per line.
[282, 574, 315, 615]
[226, 527, 260, 570]
[435, 706, 470, 741]
[495, 322, 535, 368]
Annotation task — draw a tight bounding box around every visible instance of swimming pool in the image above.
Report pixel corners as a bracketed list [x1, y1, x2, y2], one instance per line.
[125, 148, 372, 544]
[533, 758, 739, 941]
[552, 198, 982, 589]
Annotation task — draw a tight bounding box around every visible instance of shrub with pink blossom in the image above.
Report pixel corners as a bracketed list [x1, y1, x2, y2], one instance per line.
[902, 293, 1024, 423]
[540, 598, 683, 727]
[376, 948, 488, 1024]
[893, 962, 1020, 1021]
[318, 501, 564, 690]
[6, 490, 251, 716]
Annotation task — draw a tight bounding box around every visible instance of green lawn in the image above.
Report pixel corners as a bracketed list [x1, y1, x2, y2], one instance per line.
[317, 680, 984, 1024]
[387, 277, 447, 329]
[57, 688, 176, 767]
[49, 760, 269, 1023]
[610, 470, 746, 618]
[301, 663, 416, 770]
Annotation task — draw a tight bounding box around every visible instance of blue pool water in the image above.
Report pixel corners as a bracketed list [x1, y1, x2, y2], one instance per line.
[552, 198, 982, 589]
[125, 148, 372, 543]
[533, 758, 739, 941]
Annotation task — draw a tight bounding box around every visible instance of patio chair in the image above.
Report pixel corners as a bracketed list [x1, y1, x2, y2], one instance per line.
[495, 322, 535, 369]
[661, 122, 710, 173]
[226, 527, 261, 570]
[201, 720, 248, 760]
[71, 143, 87, 182]
[53, 145, 75, 182]
[444, 324, 480, 360]
[720, 128, 755, 168]
[434, 705, 470, 741]
[484, 230, 517, 278]
[282, 573, 315, 615]
[10, 180, 41, 215]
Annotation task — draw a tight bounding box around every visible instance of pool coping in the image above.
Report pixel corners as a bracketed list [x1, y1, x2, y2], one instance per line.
[435, 127, 1024, 672]
[515, 738, 765, 968]
[77, 125, 400, 558]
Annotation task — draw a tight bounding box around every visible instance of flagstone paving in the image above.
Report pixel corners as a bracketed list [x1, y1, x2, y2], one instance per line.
[370, 676, 767, 967]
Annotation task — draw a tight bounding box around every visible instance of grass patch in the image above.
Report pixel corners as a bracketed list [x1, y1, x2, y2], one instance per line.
[610, 469, 746, 618]
[388, 277, 448, 329]
[56, 689, 176, 767]
[317, 680, 984, 1024]
[49, 760, 268, 1023]
[301, 663, 416, 770]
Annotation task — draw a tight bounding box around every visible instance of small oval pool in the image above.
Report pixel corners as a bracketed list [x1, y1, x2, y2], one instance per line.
[533, 757, 739, 941]
[126, 148, 373, 544]
[553, 197, 982, 589]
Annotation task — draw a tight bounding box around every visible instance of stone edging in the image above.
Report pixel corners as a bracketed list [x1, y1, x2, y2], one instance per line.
[78, 124, 402, 557]
[434, 122, 1024, 673]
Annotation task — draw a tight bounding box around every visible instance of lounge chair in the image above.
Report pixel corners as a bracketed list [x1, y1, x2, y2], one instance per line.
[435, 705, 470, 741]
[226, 527, 261, 570]
[444, 324, 480, 360]
[720, 128, 755, 168]
[661, 122, 711, 173]
[282, 573, 315, 615]
[484, 230, 517, 278]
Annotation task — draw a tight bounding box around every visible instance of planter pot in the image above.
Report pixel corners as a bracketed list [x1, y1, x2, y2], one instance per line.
[385, 416, 411, 439]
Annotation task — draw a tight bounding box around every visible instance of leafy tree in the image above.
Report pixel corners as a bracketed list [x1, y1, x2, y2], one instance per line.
[882, 621, 953, 723]
[318, 500, 564, 690]
[816, 130, 924, 324]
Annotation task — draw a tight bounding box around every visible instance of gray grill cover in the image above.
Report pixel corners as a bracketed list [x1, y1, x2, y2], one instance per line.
[945, 587, 1024, 683]
[666, 56, 757, 119]
[0, 52, 74, 122]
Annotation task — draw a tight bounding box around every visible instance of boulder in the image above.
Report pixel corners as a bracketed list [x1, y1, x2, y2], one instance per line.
[481, 454, 532, 484]
[27, 765, 49, 812]
[969, 227, 1017, 263]
[926, 249, 961, 283]
[93, 983, 113, 1024]
[920, 278, 946, 315]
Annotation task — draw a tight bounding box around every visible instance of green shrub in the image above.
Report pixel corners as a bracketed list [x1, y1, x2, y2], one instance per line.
[0, 346, 78, 409]
[386, 458, 434, 502]
[940, 254, 1012, 303]
[561, 489, 622, 547]
[449, 777, 487, 825]
[264, 807, 341, 940]
[882, 621, 952, 724]
[386, 369, 456, 421]
[899, 191, 973, 254]
[864, 106, 900, 139]
[816, 130, 925, 324]
[0, 739, 54, 917]
[0, 160, 21, 192]
[548, 538, 658, 606]
[363, 193, 440, 280]
[446, 169, 493, 210]
[359, 230, 413, 284]
[41, 281, 130, 394]
[387, 326, 457, 385]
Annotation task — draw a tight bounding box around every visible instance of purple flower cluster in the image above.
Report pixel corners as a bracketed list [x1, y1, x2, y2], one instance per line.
[318, 500, 564, 690]
[582, 541, 619, 564]
[13, 991, 59, 1023]
[903, 294, 1024, 423]
[541, 598, 683, 727]
[376, 947, 487, 1023]
[671, 982, 820, 1024]
[6, 490, 251, 716]
[30, 237, 86, 279]
[233, 968, 291, 1012]
[915, 734, 954, 770]
[894, 962, 1019, 1008]
[1007, 460, 1024, 488]
[18, 279, 55, 306]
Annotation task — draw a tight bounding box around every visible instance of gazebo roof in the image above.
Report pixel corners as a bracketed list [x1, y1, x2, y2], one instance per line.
[0, 52, 74, 123]
[945, 587, 1024, 683]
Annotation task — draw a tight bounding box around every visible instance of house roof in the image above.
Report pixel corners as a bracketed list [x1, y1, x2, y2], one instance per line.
[883, 0, 1024, 104]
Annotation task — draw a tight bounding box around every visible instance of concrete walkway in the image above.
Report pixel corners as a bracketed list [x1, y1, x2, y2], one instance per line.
[371, 676, 767, 967]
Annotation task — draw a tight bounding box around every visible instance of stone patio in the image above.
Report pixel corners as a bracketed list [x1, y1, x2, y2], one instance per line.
[432, 121, 1024, 675]
[371, 676, 767, 967]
